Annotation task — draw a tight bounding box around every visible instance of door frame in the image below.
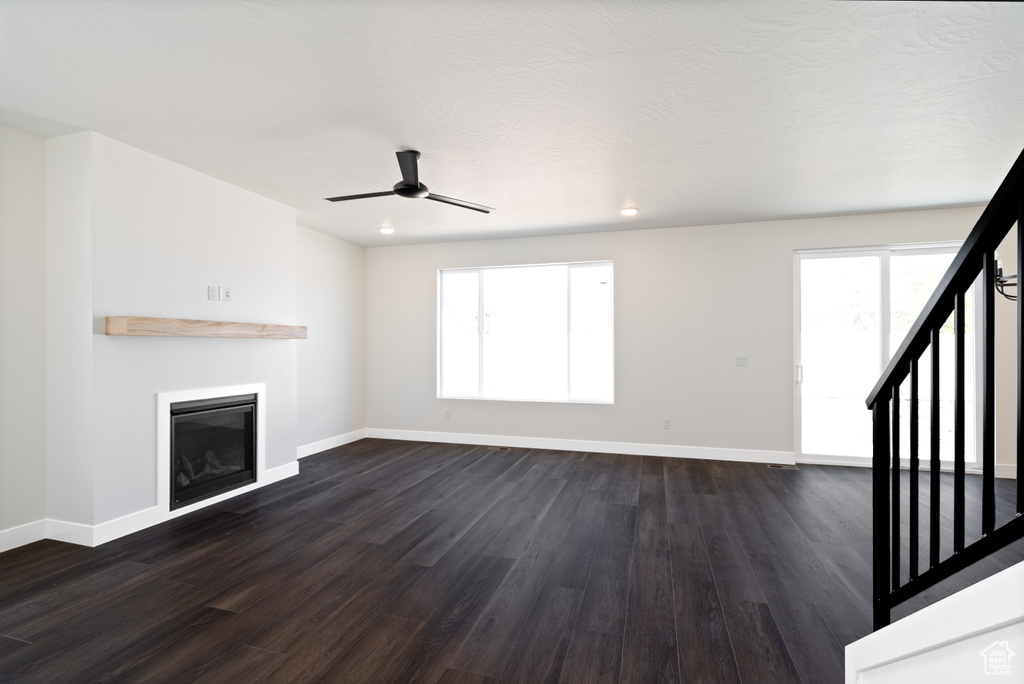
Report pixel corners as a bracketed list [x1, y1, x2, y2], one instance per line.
[793, 241, 981, 471]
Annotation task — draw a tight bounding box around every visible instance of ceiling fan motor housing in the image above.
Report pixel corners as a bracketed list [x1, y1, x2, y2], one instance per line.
[393, 181, 429, 198]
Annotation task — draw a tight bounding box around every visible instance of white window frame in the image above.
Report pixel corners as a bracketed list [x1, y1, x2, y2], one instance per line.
[437, 260, 615, 404]
[793, 241, 982, 471]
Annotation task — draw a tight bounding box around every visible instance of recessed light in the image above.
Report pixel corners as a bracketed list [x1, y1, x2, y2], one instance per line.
[620, 207, 639, 217]
[379, 226, 395, 235]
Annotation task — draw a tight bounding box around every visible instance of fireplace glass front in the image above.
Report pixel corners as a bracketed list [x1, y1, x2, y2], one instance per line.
[170, 393, 256, 510]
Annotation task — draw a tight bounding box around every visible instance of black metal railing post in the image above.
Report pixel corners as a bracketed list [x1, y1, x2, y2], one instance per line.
[930, 329, 941, 569]
[954, 292, 966, 554]
[909, 359, 920, 580]
[873, 399, 892, 631]
[982, 251, 996, 535]
[892, 384, 901, 589]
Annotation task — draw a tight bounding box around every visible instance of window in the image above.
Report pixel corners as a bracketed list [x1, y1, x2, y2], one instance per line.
[438, 261, 614, 403]
[795, 243, 979, 464]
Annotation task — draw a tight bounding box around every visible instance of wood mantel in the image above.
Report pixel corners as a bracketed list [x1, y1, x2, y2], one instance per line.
[105, 316, 307, 339]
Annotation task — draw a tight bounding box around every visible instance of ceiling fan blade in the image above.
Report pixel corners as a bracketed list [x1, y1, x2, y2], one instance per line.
[425, 193, 494, 213]
[325, 190, 395, 202]
[396, 150, 420, 187]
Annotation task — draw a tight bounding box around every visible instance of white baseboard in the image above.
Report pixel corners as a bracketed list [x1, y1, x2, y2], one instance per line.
[364, 428, 795, 465]
[89, 460, 299, 547]
[797, 454, 873, 468]
[297, 428, 367, 459]
[0, 519, 48, 553]
[798, 454, 1017, 479]
[0, 461, 300, 553]
[45, 519, 98, 547]
[846, 560, 1024, 683]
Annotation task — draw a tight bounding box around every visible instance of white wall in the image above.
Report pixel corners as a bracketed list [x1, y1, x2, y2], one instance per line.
[45, 133, 97, 526]
[2, 128, 309, 548]
[41, 132, 300, 527]
[993, 226, 1018, 478]
[88, 133, 298, 523]
[0, 123, 47, 534]
[296, 226, 366, 454]
[365, 206, 1018, 466]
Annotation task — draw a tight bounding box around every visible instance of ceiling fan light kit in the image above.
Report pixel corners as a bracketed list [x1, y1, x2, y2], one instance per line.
[326, 150, 494, 214]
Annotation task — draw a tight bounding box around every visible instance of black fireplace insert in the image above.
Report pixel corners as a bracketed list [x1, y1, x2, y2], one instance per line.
[170, 393, 256, 510]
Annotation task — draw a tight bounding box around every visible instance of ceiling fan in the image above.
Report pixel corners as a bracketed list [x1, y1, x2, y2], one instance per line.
[325, 150, 494, 213]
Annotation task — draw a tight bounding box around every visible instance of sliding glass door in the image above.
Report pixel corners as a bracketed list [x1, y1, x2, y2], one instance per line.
[795, 244, 976, 463]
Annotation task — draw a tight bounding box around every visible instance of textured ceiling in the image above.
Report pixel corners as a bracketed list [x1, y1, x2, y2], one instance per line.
[2, 0, 1023, 246]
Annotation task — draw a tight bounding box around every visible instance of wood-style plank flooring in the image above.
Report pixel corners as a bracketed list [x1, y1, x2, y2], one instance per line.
[0, 439, 1021, 683]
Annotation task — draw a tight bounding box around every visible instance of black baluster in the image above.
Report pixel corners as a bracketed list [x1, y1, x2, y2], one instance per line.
[873, 400, 892, 630]
[892, 383, 900, 589]
[955, 292, 965, 553]
[930, 329, 941, 568]
[982, 252, 996, 535]
[910, 359, 920, 580]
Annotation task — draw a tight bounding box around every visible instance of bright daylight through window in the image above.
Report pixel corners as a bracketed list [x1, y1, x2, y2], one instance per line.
[796, 244, 977, 462]
[438, 261, 614, 403]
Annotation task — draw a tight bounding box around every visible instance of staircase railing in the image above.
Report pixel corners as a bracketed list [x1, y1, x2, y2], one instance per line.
[866, 147, 1024, 630]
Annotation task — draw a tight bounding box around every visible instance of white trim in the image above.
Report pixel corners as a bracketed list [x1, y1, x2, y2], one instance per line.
[364, 428, 794, 465]
[793, 254, 803, 461]
[793, 243, 984, 466]
[157, 383, 267, 511]
[795, 241, 965, 257]
[297, 429, 367, 459]
[438, 261, 615, 404]
[996, 464, 1017, 480]
[798, 453, 984, 474]
[44, 518, 98, 547]
[90, 461, 298, 546]
[845, 560, 1024, 683]
[799, 454, 1018, 479]
[1, 461, 300, 552]
[797, 453, 874, 469]
[0, 520, 48, 553]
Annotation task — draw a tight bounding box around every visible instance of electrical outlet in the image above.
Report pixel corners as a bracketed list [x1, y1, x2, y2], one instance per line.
[444, 408, 452, 419]
[663, 418, 671, 429]
[208, 285, 219, 301]
[735, 355, 748, 367]
[219, 286, 232, 302]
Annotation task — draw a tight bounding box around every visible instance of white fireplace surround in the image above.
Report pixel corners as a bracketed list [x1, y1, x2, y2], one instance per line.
[157, 383, 269, 511]
[0, 383, 299, 551]
[87, 382, 297, 546]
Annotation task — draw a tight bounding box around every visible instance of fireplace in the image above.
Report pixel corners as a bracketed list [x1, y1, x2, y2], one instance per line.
[170, 393, 256, 510]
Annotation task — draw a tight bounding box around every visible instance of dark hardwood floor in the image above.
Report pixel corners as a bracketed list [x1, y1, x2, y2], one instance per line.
[0, 439, 1021, 683]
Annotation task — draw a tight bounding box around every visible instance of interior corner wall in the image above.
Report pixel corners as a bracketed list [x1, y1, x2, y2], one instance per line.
[365, 206, 998, 464]
[296, 225, 366, 452]
[0, 123, 47, 534]
[45, 131, 96, 526]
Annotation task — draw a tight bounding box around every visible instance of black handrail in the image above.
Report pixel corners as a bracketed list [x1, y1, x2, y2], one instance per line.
[866, 146, 1024, 630]
[867, 147, 1024, 407]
